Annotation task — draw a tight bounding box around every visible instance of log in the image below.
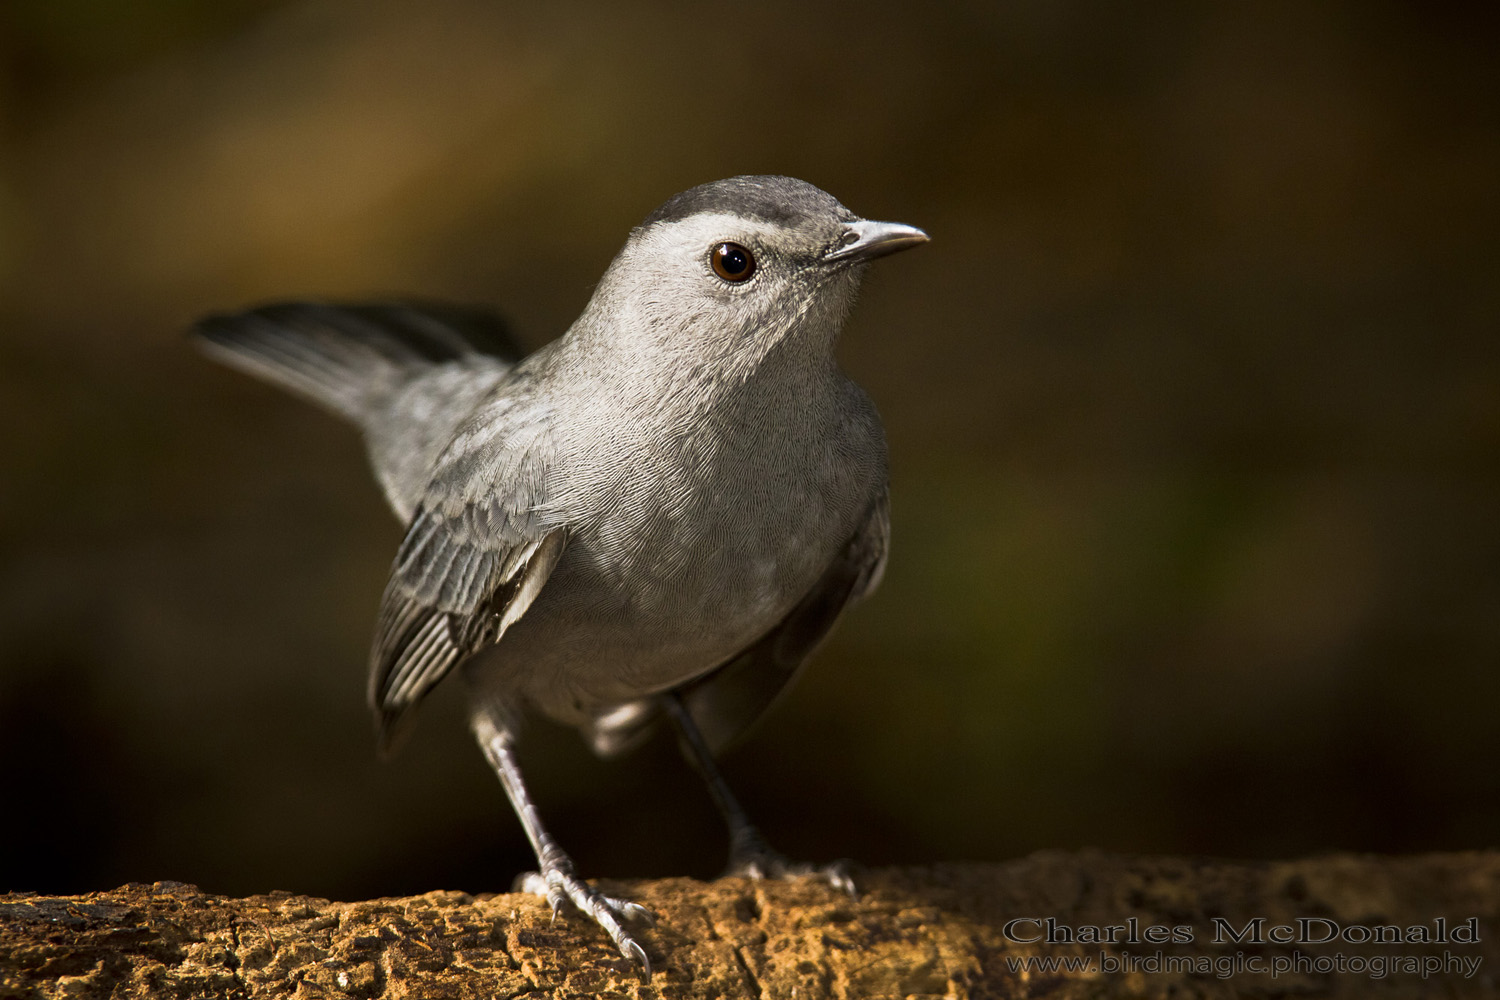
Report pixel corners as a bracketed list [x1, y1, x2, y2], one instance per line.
[3, 851, 1497, 998]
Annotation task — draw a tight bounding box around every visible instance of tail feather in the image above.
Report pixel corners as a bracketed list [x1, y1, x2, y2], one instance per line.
[192, 301, 521, 424]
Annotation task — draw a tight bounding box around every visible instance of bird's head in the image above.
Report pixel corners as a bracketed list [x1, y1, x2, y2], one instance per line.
[579, 176, 926, 377]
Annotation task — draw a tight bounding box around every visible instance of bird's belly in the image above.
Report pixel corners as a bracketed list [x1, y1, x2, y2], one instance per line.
[480, 488, 857, 726]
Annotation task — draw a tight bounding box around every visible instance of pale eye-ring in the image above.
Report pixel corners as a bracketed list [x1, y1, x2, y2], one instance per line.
[710, 242, 756, 282]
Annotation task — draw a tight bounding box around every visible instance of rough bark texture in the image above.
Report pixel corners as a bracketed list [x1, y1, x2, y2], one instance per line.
[3, 852, 1497, 999]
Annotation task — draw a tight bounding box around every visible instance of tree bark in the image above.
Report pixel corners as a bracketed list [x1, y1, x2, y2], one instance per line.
[4, 851, 1497, 998]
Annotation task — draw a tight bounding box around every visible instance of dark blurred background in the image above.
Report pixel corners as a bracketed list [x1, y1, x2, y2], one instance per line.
[2, 0, 1497, 901]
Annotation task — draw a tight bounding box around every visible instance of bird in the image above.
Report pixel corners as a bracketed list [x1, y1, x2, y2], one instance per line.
[194, 175, 927, 977]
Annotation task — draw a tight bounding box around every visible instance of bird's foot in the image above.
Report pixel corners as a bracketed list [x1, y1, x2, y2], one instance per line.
[514, 864, 656, 979]
[725, 831, 858, 897]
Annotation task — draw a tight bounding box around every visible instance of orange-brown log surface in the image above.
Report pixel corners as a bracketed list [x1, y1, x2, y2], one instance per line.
[4, 852, 1499, 998]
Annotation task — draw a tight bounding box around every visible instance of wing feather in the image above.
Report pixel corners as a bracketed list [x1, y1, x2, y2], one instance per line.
[366, 386, 566, 754]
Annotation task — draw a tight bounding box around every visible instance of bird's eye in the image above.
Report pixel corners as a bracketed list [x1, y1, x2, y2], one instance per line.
[710, 242, 756, 282]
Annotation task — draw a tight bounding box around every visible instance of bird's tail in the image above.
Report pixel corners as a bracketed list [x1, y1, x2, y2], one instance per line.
[192, 301, 522, 425]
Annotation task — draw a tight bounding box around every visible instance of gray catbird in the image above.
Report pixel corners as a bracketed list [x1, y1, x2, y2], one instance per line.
[195, 175, 926, 975]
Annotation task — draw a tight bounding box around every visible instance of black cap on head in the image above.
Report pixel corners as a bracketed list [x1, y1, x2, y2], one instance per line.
[642, 175, 855, 230]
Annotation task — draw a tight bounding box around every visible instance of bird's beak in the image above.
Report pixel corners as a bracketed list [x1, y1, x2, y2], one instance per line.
[823, 219, 930, 264]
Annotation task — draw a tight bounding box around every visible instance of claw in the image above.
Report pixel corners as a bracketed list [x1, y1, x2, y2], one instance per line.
[825, 859, 859, 900]
[619, 900, 657, 926]
[623, 937, 652, 980]
[513, 867, 654, 982]
[726, 847, 860, 897]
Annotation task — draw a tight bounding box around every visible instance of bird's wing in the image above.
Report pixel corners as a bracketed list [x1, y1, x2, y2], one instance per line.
[588, 490, 890, 758]
[193, 300, 523, 422]
[369, 391, 564, 754]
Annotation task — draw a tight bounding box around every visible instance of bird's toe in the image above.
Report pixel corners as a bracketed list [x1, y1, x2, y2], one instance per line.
[514, 866, 655, 980]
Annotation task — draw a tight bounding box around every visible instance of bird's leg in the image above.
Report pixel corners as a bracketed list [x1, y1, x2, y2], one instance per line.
[471, 709, 655, 977]
[662, 693, 856, 895]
